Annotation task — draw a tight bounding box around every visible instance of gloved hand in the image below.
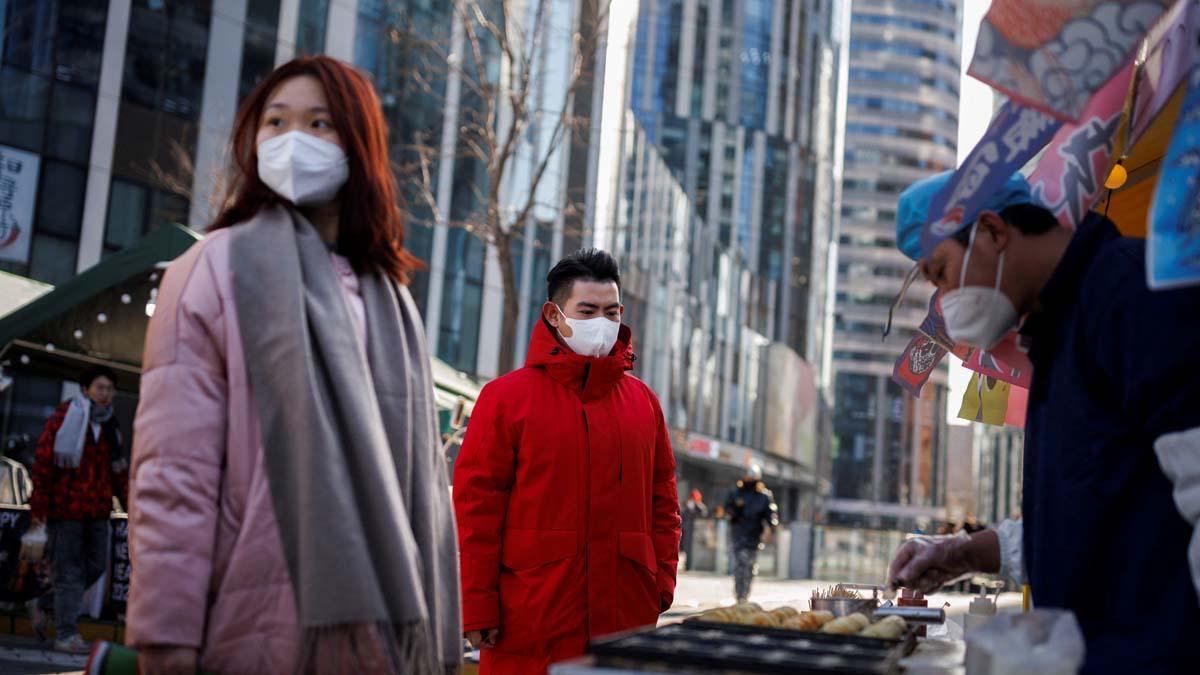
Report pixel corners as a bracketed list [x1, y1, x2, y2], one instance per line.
[887, 530, 999, 594]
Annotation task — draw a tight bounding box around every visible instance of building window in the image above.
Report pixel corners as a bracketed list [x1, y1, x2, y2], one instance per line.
[296, 0, 330, 55]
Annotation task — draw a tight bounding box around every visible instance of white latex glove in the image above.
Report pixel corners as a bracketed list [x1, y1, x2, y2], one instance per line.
[887, 531, 980, 594]
[1155, 426, 1200, 601]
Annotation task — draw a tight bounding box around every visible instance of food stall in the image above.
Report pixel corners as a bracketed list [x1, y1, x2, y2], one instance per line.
[0, 224, 482, 637]
[553, 1, 1199, 672]
[551, 585, 947, 675]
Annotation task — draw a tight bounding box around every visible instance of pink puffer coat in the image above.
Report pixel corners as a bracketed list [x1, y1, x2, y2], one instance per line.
[127, 228, 366, 674]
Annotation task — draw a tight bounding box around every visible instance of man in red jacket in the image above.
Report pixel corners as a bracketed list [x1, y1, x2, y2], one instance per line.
[30, 366, 128, 654]
[454, 249, 681, 674]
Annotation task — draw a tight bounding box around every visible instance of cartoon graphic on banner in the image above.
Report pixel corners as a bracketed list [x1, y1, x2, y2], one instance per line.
[893, 292, 951, 397]
[893, 333, 946, 399]
[958, 373, 1011, 426]
[921, 101, 1061, 258]
[1148, 60, 1200, 289]
[0, 145, 40, 265]
[1027, 61, 1134, 229]
[961, 332, 1034, 389]
[968, 0, 1171, 121]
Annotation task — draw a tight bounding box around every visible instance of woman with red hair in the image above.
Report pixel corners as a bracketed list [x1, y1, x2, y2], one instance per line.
[127, 56, 461, 675]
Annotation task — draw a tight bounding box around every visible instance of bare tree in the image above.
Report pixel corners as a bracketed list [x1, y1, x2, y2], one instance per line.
[393, 0, 610, 375]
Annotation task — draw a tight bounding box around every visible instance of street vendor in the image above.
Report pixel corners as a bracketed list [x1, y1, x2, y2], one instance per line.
[885, 170, 1200, 674]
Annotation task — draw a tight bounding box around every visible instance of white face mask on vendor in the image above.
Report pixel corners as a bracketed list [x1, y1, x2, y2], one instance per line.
[941, 222, 1020, 349]
[555, 305, 620, 357]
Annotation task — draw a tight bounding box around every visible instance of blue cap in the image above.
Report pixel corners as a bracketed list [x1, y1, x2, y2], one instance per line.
[895, 170, 1036, 261]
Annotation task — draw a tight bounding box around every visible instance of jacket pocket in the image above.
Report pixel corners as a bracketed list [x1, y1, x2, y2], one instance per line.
[618, 531, 657, 573]
[501, 529, 576, 570]
[497, 529, 582, 654]
[616, 531, 661, 628]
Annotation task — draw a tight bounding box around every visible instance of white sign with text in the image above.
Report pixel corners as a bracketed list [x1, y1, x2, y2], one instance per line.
[0, 144, 40, 264]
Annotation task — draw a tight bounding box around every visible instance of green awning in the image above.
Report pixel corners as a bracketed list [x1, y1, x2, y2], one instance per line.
[0, 224, 202, 391]
[0, 223, 484, 410]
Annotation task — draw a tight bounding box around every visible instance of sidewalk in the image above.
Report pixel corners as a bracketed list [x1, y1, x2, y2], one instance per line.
[0, 635, 85, 675]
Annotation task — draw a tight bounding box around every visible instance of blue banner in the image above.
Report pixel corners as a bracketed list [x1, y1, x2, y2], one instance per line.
[921, 101, 1061, 259]
[1149, 62, 1200, 290]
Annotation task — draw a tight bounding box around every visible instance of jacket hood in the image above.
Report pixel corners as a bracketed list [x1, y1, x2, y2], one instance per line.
[524, 318, 635, 402]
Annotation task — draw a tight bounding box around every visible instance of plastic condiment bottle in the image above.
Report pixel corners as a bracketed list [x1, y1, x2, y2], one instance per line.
[898, 588, 928, 637]
[965, 586, 997, 633]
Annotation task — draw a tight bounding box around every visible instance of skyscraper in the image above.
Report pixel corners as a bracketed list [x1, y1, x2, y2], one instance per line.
[828, 0, 962, 528]
[621, 0, 841, 524]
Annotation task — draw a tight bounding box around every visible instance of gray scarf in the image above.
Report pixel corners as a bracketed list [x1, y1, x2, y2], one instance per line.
[230, 205, 461, 674]
[53, 393, 91, 469]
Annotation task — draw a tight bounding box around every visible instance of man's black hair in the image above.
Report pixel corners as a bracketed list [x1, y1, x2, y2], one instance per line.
[546, 249, 621, 304]
[951, 202, 1060, 246]
[81, 366, 117, 389]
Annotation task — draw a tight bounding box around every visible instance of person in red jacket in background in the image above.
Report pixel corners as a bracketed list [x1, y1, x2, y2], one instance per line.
[454, 249, 682, 675]
[30, 366, 128, 654]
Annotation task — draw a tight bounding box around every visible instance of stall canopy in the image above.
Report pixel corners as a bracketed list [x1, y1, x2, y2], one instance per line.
[0, 224, 482, 413]
[0, 224, 202, 392]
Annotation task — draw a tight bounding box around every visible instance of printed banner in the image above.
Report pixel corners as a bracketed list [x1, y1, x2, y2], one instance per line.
[922, 101, 1061, 258]
[894, 292, 951, 398]
[1005, 384, 1030, 428]
[968, 0, 1171, 121]
[1027, 61, 1133, 229]
[0, 145, 39, 265]
[1130, 0, 1200, 147]
[960, 332, 1034, 389]
[958, 372, 1011, 426]
[1148, 60, 1200, 289]
[893, 333, 947, 399]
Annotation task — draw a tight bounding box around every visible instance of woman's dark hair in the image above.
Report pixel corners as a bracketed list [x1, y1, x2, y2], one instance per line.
[209, 56, 420, 283]
[81, 366, 117, 389]
[546, 249, 621, 303]
[951, 203, 1060, 246]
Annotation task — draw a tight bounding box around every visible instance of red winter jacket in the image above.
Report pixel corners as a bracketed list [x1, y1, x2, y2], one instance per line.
[31, 401, 128, 521]
[454, 320, 681, 673]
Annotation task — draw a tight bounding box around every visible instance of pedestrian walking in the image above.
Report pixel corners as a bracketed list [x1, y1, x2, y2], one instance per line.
[29, 366, 128, 654]
[127, 56, 460, 675]
[723, 466, 778, 604]
[454, 249, 682, 675]
[681, 489, 708, 571]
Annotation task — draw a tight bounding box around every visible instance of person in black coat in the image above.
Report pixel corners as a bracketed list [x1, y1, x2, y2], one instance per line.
[724, 466, 778, 603]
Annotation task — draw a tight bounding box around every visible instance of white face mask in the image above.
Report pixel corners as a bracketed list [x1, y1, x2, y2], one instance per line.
[555, 305, 621, 357]
[941, 223, 1020, 349]
[257, 130, 349, 205]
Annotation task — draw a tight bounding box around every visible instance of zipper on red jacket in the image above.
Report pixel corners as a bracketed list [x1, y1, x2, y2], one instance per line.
[580, 362, 592, 636]
[581, 403, 591, 637]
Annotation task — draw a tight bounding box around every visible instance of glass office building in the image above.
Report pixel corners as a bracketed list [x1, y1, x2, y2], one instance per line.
[619, 0, 842, 516]
[0, 1, 843, 535]
[827, 0, 961, 529]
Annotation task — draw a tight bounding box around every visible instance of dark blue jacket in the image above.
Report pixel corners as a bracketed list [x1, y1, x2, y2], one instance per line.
[1021, 214, 1200, 674]
[724, 481, 778, 551]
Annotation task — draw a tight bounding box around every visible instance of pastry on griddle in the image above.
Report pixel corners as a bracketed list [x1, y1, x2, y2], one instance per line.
[700, 607, 737, 623]
[861, 615, 906, 639]
[820, 616, 860, 634]
[846, 612, 871, 631]
[770, 606, 801, 621]
[747, 611, 779, 627]
[809, 610, 835, 626]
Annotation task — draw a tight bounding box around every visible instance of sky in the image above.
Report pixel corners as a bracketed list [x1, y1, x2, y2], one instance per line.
[947, 0, 996, 425]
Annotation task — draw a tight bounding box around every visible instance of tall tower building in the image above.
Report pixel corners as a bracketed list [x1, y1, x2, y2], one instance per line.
[828, 0, 962, 528]
[621, 0, 841, 521]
